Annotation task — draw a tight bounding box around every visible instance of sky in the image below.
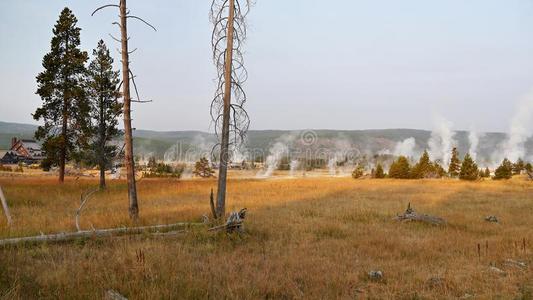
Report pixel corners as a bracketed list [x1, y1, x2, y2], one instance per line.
[1, 0, 533, 132]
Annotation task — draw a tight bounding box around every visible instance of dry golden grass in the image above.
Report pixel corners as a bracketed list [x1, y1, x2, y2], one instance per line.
[0, 175, 532, 299]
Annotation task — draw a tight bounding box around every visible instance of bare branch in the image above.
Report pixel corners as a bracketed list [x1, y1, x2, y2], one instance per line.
[126, 16, 157, 31]
[91, 4, 120, 16]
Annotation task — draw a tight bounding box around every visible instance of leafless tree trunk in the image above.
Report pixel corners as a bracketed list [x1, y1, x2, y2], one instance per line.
[92, 0, 156, 220]
[210, 0, 253, 218]
[119, 0, 138, 219]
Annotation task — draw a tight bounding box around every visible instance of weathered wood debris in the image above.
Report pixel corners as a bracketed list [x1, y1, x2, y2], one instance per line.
[0, 222, 201, 247]
[485, 215, 499, 223]
[208, 208, 247, 233]
[0, 186, 13, 226]
[394, 203, 446, 226]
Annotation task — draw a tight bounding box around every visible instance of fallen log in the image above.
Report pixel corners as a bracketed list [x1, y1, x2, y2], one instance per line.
[0, 222, 202, 247]
[209, 208, 247, 233]
[394, 203, 446, 226]
[0, 186, 13, 226]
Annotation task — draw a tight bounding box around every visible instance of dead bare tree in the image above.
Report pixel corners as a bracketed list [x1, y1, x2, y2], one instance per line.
[210, 0, 253, 218]
[92, 0, 155, 220]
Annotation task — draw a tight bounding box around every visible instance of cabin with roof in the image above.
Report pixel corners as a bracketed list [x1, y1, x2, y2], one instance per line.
[0, 137, 44, 164]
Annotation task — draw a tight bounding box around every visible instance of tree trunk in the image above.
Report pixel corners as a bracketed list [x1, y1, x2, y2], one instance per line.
[99, 97, 106, 190]
[120, 0, 139, 219]
[59, 32, 70, 184]
[59, 106, 68, 183]
[215, 0, 235, 219]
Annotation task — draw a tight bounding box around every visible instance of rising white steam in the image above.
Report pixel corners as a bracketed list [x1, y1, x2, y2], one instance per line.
[428, 116, 456, 169]
[393, 137, 416, 157]
[289, 160, 299, 177]
[494, 94, 533, 163]
[468, 127, 483, 162]
[257, 134, 295, 178]
[328, 139, 353, 176]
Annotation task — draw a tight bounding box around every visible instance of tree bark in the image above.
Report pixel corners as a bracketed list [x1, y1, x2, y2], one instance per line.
[0, 222, 200, 247]
[120, 0, 139, 219]
[215, 0, 235, 219]
[59, 32, 70, 184]
[99, 96, 106, 190]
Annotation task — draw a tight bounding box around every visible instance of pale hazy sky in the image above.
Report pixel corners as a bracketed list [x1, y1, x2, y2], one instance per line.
[1, 0, 533, 132]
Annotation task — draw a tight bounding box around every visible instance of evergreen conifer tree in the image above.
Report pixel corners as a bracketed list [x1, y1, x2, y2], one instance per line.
[374, 163, 385, 179]
[389, 156, 411, 179]
[86, 40, 122, 189]
[33, 8, 89, 182]
[448, 147, 461, 178]
[459, 153, 479, 181]
[494, 158, 513, 180]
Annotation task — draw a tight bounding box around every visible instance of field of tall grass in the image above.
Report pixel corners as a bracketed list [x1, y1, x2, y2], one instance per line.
[0, 175, 532, 299]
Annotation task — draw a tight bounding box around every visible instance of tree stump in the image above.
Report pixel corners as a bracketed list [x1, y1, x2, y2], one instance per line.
[394, 203, 446, 226]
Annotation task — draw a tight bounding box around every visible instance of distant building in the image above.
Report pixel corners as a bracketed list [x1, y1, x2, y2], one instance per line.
[0, 137, 44, 164]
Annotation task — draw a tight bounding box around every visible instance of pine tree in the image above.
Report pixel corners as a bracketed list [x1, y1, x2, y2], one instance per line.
[33, 8, 89, 183]
[494, 158, 513, 180]
[484, 167, 491, 178]
[374, 163, 385, 179]
[411, 150, 434, 179]
[194, 157, 215, 178]
[352, 163, 365, 179]
[479, 167, 491, 178]
[448, 147, 461, 178]
[389, 156, 411, 179]
[86, 40, 122, 189]
[512, 158, 525, 175]
[459, 153, 479, 181]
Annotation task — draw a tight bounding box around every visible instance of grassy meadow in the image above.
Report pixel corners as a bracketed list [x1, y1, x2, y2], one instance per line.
[0, 175, 532, 299]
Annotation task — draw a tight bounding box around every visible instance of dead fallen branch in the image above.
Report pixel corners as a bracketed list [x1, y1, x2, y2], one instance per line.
[0, 222, 202, 247]
[75, 187, 100, 231]
[0, 186, 13, 226]
[106, 289, 128, 300]
[394, 203, 446, 226]
[209, 208, 247, 233]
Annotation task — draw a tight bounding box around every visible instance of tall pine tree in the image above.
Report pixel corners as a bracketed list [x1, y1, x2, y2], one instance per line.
[86, 40, 122, 189]
[33, 8, 89, 182]
[448, 147, 461, 178]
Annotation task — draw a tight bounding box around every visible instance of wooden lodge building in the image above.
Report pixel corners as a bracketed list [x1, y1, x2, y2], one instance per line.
[0, 137, 44, 164]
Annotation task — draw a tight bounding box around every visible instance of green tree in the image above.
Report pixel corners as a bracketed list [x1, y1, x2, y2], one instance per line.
[526, 163, 533, 173]
[494, 158, 513, 180]
[33, 8, 89, 183]
[459, 153, 479, 181]
[373, 163, 386, 179]
[352, 163, 365, 179]
[513, 158, 525, 175]
[86, 40, 122, 189]
[194, 157, 215, 178]
[448, 147, 461, 178]
[389, 156, 411, 179]
[479, 167, 491, 178]
[411, 150, 436, 179]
